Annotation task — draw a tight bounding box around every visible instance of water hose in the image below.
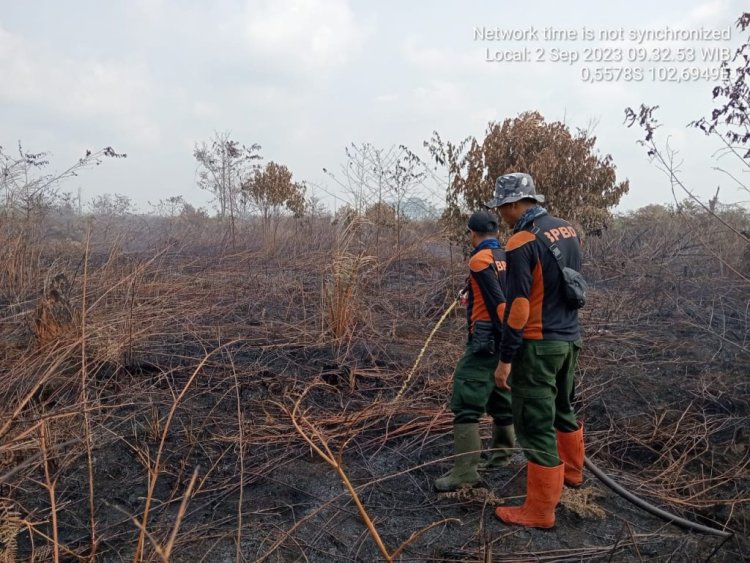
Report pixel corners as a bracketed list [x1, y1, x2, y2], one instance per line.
[584, 456, 733, 539]
[393, 298, 458, 402]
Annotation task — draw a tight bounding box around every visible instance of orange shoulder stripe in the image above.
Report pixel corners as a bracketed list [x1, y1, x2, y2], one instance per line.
[505, 231, 536, 252]
[469, 250, 494, 272]
[507, 297, 530, 330]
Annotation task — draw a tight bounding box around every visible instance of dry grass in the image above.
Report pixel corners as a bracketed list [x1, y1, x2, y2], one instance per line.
[0, 498, 21, 563]
[0, 208, 747, 561]
[560, 486, 607, 520]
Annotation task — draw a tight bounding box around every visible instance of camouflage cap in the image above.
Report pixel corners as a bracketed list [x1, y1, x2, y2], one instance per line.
[485, 173, 544, 208]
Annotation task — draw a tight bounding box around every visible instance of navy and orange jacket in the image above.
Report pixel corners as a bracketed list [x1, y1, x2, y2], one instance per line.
[466, 244, 507, 340]
[500, 211, 582, 363]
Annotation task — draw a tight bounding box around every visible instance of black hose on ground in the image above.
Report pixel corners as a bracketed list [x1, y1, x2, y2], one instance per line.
[584, 456, 734, 539]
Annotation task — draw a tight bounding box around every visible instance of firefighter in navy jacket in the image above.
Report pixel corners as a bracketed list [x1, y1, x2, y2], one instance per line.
[486, 173, 585, 528]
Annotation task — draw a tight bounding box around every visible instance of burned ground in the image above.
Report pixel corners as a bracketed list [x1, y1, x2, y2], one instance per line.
[0, 211, 748, 562]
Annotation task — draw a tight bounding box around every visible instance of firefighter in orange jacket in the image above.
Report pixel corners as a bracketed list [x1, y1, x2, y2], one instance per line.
[434, 210, 515, 491]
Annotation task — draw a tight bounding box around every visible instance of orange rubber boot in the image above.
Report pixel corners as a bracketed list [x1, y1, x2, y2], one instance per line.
[557, 425, 584, 487]
[495, 461, 564, 528]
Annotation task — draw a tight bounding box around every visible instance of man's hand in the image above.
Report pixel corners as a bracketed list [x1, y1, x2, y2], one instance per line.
[494, 362, 511, 391]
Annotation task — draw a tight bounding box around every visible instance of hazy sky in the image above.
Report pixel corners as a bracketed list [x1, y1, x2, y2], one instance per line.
[2, 0, 748, 214]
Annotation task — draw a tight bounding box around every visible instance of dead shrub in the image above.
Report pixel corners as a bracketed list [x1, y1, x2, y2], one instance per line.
[32, 273, 75, 345]
[322, 218, 375, 339]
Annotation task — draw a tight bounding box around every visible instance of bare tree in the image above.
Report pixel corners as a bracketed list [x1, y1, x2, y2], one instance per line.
[624, 14, 750, 246]
[89, 193, 134, 217]
[690, 12, 750, 195]
[194, 132, 262, 248]
[148, 195, 189, 218]
[326, 143, 429, 257]
[386, 146, 427, 259]
[1, 143, 126, 222]
[0, 142, 125, 306]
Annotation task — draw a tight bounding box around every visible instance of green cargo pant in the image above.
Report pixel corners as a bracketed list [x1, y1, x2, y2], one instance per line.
[449, 342, 513, 425]
[510, 339, 582, 467]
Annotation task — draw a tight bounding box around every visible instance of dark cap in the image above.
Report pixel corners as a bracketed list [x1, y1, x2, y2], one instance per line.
[485, 172, 544, 208]
[467, 210, 499, 233]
